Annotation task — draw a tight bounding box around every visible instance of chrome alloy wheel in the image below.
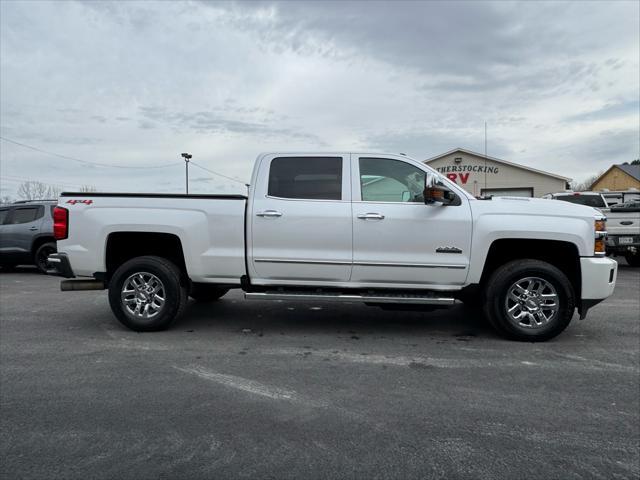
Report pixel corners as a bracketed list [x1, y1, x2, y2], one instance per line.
[121, 272, 166, 319]
[505, 276, 559, 329]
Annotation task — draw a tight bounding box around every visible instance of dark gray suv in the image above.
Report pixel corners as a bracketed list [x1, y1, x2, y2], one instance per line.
[0, 200, 58, 273]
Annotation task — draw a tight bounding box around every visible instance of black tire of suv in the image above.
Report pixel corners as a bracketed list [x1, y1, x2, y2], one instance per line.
[34, 242, 57, 274]
[624, 252, 640, 267]
[189, 283, 229, 302]
[483, 259, 575, 342]
[108, 256, 188, 332]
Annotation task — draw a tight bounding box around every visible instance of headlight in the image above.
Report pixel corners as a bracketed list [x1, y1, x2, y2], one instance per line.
[594, 218, 606, 255]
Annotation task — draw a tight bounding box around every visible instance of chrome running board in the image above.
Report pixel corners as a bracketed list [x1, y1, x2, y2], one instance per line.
[244, 291, 459, 305]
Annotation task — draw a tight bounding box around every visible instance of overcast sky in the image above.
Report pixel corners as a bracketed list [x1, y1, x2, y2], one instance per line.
[1, 0, 638, 197]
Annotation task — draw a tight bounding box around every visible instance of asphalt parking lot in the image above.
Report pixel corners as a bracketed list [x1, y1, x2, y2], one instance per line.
[1, 262, 638, 480]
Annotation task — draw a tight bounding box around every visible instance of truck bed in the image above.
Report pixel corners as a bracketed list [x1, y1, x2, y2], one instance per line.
[58, 192, 247, 283]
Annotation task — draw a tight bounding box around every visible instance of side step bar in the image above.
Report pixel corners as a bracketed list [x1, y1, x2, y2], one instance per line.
[245, 292, 459, 305]
[61, 279, 105, 291]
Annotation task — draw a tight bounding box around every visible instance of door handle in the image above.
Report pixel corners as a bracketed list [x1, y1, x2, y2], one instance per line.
[357, 213, 385, 220]
[29, 226, 38, 231]
[256, 210, 283, 218]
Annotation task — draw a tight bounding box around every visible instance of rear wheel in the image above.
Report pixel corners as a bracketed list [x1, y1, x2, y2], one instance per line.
[624, 251, 640, 267]
[189, 283, 229, 302]
[34, 242, 57, 273]
[108, 256, 188, 331]
[483, 259, 575, 342]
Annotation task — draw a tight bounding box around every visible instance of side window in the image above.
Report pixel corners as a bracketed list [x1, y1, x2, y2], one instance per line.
[268, 157, 342, 200]
[0, 208, 8, 225]
[359, 158, 426, 203]
[10, 207, 41, 224]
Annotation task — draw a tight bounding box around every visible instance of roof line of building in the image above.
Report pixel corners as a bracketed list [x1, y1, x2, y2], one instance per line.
[423, 147, 572, 182]
[590, 163, 640, 189]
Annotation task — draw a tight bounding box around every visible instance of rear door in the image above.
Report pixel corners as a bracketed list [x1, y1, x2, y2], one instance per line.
[248, 154, 352, 283]
[351, 155, 472, 286]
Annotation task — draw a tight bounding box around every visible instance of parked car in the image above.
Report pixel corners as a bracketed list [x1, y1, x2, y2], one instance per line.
[0, 200, 58, 273]
[541, 191, 608, 211]
[605, 199, 640, 267]
[48, 152, 617, 342]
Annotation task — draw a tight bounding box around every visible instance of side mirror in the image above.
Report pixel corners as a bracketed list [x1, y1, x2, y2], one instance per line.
[424, 176, 455, 205]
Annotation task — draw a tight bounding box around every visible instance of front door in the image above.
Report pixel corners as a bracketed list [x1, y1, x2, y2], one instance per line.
[249, 154, 352, 283]
[351, 155, 472, 286]
[1, 206, 44, 259]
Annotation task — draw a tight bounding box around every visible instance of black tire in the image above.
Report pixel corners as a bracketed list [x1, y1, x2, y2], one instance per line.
[34, 242, 57, 274]
[108, 256, 188, 332]
[189, 283, 229, 302]
[624, 252, 640, 267]
[483, 259, 575, 342]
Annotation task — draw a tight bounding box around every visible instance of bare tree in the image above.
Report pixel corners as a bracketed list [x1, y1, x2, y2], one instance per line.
[16, 181, 62, 200]
[79, 185, 97, 192]
[0, 195, 14, 205]
[570, 172, 603, 192]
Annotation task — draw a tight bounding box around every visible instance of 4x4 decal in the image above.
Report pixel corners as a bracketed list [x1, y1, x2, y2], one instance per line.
[66, 199, 93, 205]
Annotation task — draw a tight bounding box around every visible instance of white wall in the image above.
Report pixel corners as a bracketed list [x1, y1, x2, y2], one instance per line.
[426, 152, 567, 197]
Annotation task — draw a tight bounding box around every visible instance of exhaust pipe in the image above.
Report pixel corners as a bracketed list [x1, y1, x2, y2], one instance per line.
[61, 279, 105, 291]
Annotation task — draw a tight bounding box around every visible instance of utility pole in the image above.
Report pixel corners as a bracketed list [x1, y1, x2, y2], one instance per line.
[181, 153, 192, 194]
[484, 122, 488, 190]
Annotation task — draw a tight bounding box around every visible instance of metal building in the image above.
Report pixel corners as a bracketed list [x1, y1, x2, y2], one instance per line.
[424, 148, 571, 198]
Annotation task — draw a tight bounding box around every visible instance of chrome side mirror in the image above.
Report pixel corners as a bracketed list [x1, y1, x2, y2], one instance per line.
[424, 175, 454, 205]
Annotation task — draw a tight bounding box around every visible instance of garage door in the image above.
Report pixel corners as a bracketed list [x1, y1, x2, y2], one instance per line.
[481, 188, 533, 198]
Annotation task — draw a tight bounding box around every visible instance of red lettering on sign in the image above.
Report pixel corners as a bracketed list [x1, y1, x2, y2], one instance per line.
[459, 173, 470, 184]
[446, 173, 457, 182]
[66, 199, 93, 205]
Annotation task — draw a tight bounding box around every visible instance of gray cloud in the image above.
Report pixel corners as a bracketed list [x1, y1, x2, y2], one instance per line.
[138, 106, 325, 144]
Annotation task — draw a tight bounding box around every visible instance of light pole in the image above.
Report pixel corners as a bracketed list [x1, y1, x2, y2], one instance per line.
[181, 153, 192, 194]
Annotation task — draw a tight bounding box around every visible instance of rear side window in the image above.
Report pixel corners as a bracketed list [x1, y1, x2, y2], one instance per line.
[556, 195, 606, 208]
[10, 207, 42, 224]
[0, 208, 8, 224]
[268, 157, 342, 200]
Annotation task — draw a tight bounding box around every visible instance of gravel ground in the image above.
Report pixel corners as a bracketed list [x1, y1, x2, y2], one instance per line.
[1, 261, 638, 479]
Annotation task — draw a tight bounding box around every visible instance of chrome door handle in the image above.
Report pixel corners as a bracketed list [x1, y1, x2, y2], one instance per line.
[256, 210, 283, 218]
[357, 213, 385, 220]
[29, 226, 38, 231]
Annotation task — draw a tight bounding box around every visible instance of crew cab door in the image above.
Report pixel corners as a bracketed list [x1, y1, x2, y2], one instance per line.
[351, 155, 472, 286]
[248, 154, 352, 283]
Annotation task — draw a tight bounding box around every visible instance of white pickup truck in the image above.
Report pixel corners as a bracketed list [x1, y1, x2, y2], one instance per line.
[48, 153, 617, 341]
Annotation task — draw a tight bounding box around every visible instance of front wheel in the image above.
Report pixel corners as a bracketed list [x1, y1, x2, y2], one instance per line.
[483, 259, 575, 342]
[108, 256, 188, 331]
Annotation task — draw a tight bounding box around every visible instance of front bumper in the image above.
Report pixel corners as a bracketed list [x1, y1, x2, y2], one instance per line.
[578, 257, 617, 319]
[46, 253, 75, 278]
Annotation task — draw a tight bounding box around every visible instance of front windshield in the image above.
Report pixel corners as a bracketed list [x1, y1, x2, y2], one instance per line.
[557, 195, 607, 208]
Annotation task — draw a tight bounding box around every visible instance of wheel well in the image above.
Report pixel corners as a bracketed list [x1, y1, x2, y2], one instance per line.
[105, 232, 188, 282]
[480, 239, 581, 296]
[31, 236, 56, 257]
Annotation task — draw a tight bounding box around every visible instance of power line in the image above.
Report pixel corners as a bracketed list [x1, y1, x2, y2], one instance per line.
[190, 160, 248, 186]
[0, 136, 178, 169]
[1, 174, 84, 189]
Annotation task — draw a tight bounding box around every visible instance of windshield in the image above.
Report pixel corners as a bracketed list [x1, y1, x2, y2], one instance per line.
[556, 195, 607, 208]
